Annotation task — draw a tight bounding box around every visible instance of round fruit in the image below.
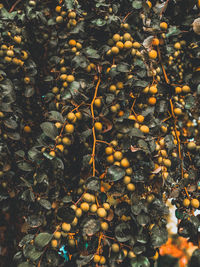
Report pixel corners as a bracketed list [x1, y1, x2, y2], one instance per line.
[103, 202, 110, 210]
[149, 85, 158, 94]
[174, 42, 181, 50]
[149, 50, 157, 59]
[55, 6, 62, 12]
[99, 256, 106, 264]
[80, 202, 90, 212]
[97, 207, 107, 218]
[147, 194, 155, 203]
[101, 222, 109, 231]
[175, 87, 182, 94]
[123, 33, 131, 41]
[123, 176, 131, 185]
[71, 217, 78, 226]
[49, 151, 56, 157]
[163, 159, 171, 167]
[109, 84, 116, 93]
[111, 46, 119, 54]
[94, 122, 103, 131]
[62, 137, 71, 146]
[93, 255, 101, 263]
[174, 108, 182, 116]
[160, 22, 168, 30]
[56, 144, 64, 152]
[137, 115, 144, 123]
[128, 251, 136, 259]
[114, 151, 123, 160]
[140, 125, 150, 134]
[75, 112, 82, 120]
[94, 98, 101, 108]
[69, 39, 76, 46]
[124, 41, 132, 49]
[56, 16, 63, 23]
[152, 251, 159, 260]
[105, 146, 113, 155]
[126, 168, 133, 175]
[148, 96, 157, 105]
[110, 105, 117, 113]
[90, 204, 98, 213]
[83, 193, 92, 202]
[127, 183, 135, 191]
[68, 239, 76, 247]
[121, 158, 130, 168]
[62, 222, 71, 232]
[187, 142, 196, 150]
[68, 11, 76, 19]
[183, 198, 190, 207]
[75, 208, 82, 217]
[112, 34, 121, 42]
[182, 85, 191, 93]
[111, 243, 120, 253]
[132, 41, 141, 48]
[65, 124, 74, 133]
[14, 35, 22, 43]
[116, 82, 124, 89]
[67, 75, 75, 82]
[107, 155, 114, 164]
[152, 38, 159, 46]
[191, 199, 200, 208]
[116, 41, 124, 49]
[24, 125, 31, 133]
[54, 231, 61, 239]
[51, 239, 58, 248]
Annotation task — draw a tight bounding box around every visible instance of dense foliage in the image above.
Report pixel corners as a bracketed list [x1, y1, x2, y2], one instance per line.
[0, 0, 200, 266]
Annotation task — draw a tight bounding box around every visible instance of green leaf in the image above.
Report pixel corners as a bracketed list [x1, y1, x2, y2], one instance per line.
[151, 225, 168, 248]
[18, 262, 35, 267]
[64, 0, 74, 10]
[40, 122, 58, 140]
[106, 165, 126, 182]
[132, 1, 142, 9]
[18, 162, 34, 172]
[48, 111, 64, 123]
[166, 26, 181, 37]
[23, 244, 43, 261]
[92, 18, 107, 27]
[130, 256, 150, 267]
[38, 199, 52, 210]
[85, 47, 100, 59]
[34, 232, 52, 249]
[117, 63, 130, 72]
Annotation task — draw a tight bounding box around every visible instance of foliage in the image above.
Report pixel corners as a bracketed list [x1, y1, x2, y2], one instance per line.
[0, 0, 200, 266]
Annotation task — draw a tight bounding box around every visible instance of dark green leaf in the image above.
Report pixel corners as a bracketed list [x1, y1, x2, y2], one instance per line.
[106, 165, 126, 182]
[40, 122, 58, 140]
[34, 232, 52, 249]
[132, 1, 143, 9]
[38, 199, 52, 210]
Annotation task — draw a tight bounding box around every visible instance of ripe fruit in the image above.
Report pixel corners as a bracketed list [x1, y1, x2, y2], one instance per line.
[51, 239, 58, 248]
[14, 35, 22, 43]
[105, 146, 113, 155]
[132, 42, 141, 48]
[66, 75, 74, 83]
[90, 204, 98, 213]
[55, 6, 62, 12]
[163, 159, 171, 167]
[67, 112, 76, 122]
[149, 50, 157, 59]
[182, 85, 191, 93]
[24, 125, 31, 133]
[116, 41, 124, 49]
[152, 251, 159, 260]
[114, 151, 123, 160]
[103, 202, 110, 210]
[175, 86, 182, 94]
[183, 198, 190, 208]
[49, 151, 56, 157]
[65, 124, 74, 133]
[148, 97, 157, 105]
[94, 98, 101, 108]
[174, 42, 181, 50]
[160, 22, 168, 30]
[24, 77, 30, 84]
[112, 34, 121, 42]
[109, 84, 116, 93]
[68, 239, 76, 247]
[75, 208, 82, 217]
[69, 39, 76, 46]
[127, 183, 135, 191]
[116, 82, 124, 89]
[75, 112, 82, 120]
[140, 125, 150, 134]
[111, 243, 120, 253]
[147, 194, 155, 203]
[152, 38, 159, 46]
[62, 137, 71, 146]
[174, 108, 182, 116]
[99, 256, 106, 264]
[62, 222, 71, 232]
[121, 158, 130, 168]
[93, 255, 101, 263]
[54, 231, 61, 239]
[83, 193, 92, 202]
[191, 199, 200, 208]
[106, 155, 114, 164]
[137, 115, 144, 123]
[128, 251, 136, 259]
[56, 144, 64, 152]
[68, 11, 76, 19]
[149, 85, 158, 94]
[94, 122, 103, 132]
[101, 222, 109, 231]
[123, 176, 131, 185]
[97, 207, 107, 218]
[56, 16, 63, 23]
[187, 142, 196, 151]
[124, 41, 132, 49]
[80, 202, 90, 212]
[71, 217, 78, 226]
[111, 46, 119, 54]
[123, 33, 131, 41]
